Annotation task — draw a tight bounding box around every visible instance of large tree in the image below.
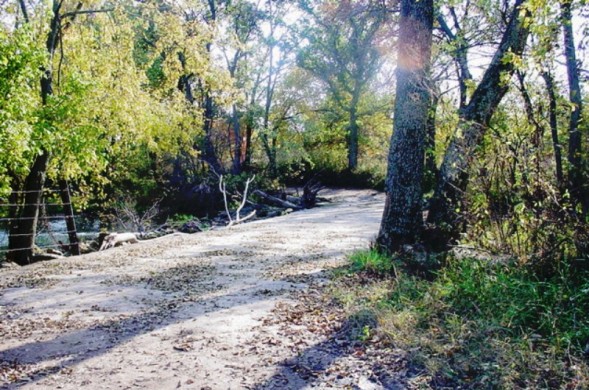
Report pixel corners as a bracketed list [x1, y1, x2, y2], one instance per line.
[297, 0, 388, 171]
[375, 0, 434, 254]
[7, 1, 100, 265]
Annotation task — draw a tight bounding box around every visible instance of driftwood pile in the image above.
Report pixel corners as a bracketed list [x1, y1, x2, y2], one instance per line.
[218, 177, 325, 226]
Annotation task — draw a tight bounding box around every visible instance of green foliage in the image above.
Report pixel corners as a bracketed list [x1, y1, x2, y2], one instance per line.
[436, 260, 589, 346]
[220, 173, 259, 201]
[338, 252, 589, 387]
[349, 250, 397, 276]
[296, 91, 390, 189]
[0, 25, 45, 195]
[0, 2, 207, 211]
[462, 94, 584, 262]
[168, 213, 194, 224]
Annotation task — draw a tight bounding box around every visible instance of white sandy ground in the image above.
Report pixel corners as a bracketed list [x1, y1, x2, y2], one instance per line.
[0, 189, 405, 390]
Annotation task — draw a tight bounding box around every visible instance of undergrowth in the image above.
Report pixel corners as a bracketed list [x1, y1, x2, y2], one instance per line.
[336, 250, 589, 388]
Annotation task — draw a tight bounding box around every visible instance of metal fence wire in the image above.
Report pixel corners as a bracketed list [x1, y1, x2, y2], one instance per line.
[0, 189, 80, 257]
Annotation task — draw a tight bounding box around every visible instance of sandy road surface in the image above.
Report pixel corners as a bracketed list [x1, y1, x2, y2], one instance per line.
[0, 189, 392, 390]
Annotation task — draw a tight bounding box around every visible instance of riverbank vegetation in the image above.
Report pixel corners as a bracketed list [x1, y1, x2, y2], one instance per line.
[336, 250, 589, 388]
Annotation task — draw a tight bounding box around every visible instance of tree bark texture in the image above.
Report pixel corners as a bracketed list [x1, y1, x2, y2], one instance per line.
[347, 83, 363, 171]
[561, 0, 586, 213]
[426, 0, 530, 249]
[375, 0, 433, 254]
[243, 117, 254, 171]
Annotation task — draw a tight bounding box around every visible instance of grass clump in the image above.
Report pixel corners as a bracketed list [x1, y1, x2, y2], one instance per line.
[335, 250, 589, 388]
[349, 249, 397, 276]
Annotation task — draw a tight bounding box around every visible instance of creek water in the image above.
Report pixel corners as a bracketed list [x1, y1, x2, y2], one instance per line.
[0, 217, 100, 250]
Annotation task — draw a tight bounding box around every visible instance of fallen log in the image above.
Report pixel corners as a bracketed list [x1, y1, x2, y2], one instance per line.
[253, 190, 302, 210]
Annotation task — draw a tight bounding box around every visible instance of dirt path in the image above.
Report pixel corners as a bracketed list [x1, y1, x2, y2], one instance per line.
[0, 189, 393, 390]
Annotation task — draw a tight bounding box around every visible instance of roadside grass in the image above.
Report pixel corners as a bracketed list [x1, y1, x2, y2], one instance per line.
[334, 250, 589, 388]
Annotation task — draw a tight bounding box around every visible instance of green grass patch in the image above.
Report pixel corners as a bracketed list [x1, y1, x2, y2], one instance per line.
[349, 249, 398, 276]
[334, 250, 589, 388]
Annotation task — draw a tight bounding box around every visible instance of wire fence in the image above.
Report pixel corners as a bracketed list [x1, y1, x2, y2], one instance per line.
[0, 188, 92, 259]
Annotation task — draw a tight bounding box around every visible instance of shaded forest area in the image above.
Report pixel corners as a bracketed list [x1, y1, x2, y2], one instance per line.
[1, 0, 589, 387]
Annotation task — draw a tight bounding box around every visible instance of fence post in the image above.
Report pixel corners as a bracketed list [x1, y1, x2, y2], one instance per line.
[59, 180, 80, 256]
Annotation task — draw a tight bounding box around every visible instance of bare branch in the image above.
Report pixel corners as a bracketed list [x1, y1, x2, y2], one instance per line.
[219, 175, 257, 227]
[219, 175, 232, 225]
[61, 8, 115, 19]
[18, 0, 29, 23]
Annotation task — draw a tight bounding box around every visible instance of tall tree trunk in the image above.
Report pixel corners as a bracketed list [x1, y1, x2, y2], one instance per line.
[516, 71, 543, 148]
[347, 110, 359, 171]
[347, 89, 361, 171]
[261, 28, 278, 178]
[200, 0, 222, 174]
[7, 1, 61, 265]
[426, 0, 530, 250]
[516, 71, 544, 189]
[231, 104, 242, 174]
[561, 0, 586, 214]
[541, 70, 564, 189]
[243, 115, 254, 171]
[243, 71, 263, 172]
[59, 180, 80, 256]
[375, 0, 433, 255]
[178, 55, 222, 174]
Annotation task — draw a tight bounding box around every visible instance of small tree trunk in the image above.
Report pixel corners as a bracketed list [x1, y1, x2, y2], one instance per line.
[376, 0, 433, 254]
[59, 180, 80, 256]
[7, 152, 50, 265]
[541, 70, 564, 189]
[262, 138, 277, 178]
[347, 117, 359, 171]
[561, 0, 586, 214]
[243, 119, 254, 171]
